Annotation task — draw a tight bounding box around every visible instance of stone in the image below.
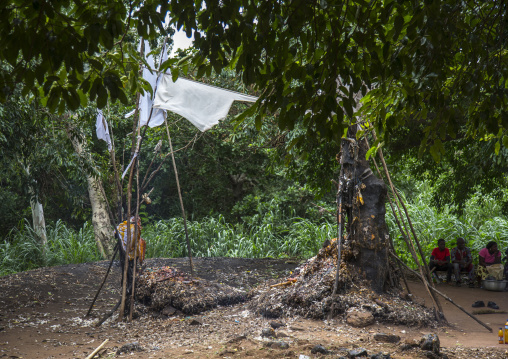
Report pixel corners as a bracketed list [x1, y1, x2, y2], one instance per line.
[370, 353, 391, 359]
[189, 319, 202, 325]
[227, 335, 246, 344]
[276, 331, 288, 338]
[269, 320, 285, 329]
[263, 340, 289, 349]
[289, 326, 305, 331]
[346, 309, 374, 327]
[424, 351, 440, 359]
[373, 333, 400, 343]
[399, 338, 419, 351]
[419, 334, 440, 354]
[116, 342, 143, 355]
[348, 348, 368, 358]
[161, 305, 176, 316]
[261, 327, 276, 338]
[310, 344, 330, 354]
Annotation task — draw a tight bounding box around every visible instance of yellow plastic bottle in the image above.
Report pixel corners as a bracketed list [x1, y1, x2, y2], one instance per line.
[500, 328, 505, 344]
[505, 319, 508, 344]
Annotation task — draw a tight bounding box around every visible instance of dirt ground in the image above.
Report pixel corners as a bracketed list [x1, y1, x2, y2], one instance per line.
[0, 257, 507, 359]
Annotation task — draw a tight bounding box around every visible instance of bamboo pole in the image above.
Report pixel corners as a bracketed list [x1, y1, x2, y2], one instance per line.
[85, 339, 109, 359]
[362, 136, 411, 293]
[365, 131, 443, 318]
[391, 252, 492, 332]
[164, 117, 194, 276]
[377, 149, 443, 318]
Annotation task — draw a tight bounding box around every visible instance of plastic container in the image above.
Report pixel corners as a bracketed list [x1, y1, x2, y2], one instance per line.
[505, 320, 508, 344]
[500, 328, 505, 344]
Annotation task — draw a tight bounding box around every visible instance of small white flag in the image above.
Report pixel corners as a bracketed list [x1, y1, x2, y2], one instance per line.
[95, 110, 112, 151]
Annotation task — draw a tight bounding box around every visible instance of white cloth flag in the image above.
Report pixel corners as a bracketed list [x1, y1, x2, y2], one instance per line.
[95, 110, 112, 151]
[153, 75, 258, 132]
[137, 40, 168, 128]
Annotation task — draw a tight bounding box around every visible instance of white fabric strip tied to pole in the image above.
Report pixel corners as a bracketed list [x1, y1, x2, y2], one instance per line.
[153, 75, 258, 132]
[138, 40, 168, 128]
[124, 40, 168, 127]
[95, 109, 112, 151]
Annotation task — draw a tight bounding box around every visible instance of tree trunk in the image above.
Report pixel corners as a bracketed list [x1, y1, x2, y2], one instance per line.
[340, 125, 390, 293]
[20, 163, 47, 247]
[30, 194, 47, 247]
[67, 129, 114, 259]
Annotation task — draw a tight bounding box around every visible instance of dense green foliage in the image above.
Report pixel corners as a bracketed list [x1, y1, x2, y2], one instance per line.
[0, 0, 171, 111]
[1, 1, 507, 278]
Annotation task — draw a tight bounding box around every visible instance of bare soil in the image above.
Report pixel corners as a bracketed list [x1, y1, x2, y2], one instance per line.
[0, 257, 507, 359]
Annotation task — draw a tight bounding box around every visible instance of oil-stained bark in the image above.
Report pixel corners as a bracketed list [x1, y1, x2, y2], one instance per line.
[340, 126, 390, 292]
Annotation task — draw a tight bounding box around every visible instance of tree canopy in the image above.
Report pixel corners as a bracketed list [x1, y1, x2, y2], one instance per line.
[2, 1, 506, 157]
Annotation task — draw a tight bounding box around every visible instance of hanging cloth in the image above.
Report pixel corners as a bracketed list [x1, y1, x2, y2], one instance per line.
[124, 40, 168, 127]
[153, 75, 258, 132]
[138, 40, 168, 128]
[95, 109, 112, 151]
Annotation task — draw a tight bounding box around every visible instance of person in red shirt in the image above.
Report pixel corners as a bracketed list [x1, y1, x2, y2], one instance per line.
[429, 238, 453, 283]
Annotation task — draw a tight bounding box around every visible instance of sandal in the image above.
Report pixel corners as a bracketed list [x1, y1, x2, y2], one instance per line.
[487, 301, 499, 309]
[472, 300, 485, 308]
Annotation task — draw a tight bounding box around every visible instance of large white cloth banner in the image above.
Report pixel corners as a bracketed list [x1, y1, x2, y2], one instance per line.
[95, 109, 112, 151]
[137, 40, 168, 128]
[153, 75, 259, 132]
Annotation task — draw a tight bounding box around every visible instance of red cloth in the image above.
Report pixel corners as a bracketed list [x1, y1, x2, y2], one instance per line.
[431, 247, 450, 261]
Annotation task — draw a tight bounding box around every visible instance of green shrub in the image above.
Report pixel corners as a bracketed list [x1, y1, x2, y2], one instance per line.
[0, 219, 101, 276]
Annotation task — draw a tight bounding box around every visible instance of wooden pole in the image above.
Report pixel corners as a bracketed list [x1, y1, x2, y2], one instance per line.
[391, 252, 493, 332]
[365, 131, 443, 318]
[129, 166, 141, 321]
[332, 141, 345, 296]
[85, 339, 109, 359]
[164, 117, 194, 276]
[85, 243, 119, 317]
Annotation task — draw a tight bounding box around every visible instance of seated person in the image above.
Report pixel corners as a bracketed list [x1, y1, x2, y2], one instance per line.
[503, 248, 508, 280]
[450, 237, 474, 286]
[429, 238, 453, 283]
[478, 241, 503, 283]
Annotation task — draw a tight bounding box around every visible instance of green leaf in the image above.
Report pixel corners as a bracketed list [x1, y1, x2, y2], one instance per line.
[502, 135, 508, 149]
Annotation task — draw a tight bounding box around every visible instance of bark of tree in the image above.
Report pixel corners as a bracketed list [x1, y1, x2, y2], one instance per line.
[340, 125, 390, 293]
[20, 164, 48, 247]
[67, 129, 114, 259]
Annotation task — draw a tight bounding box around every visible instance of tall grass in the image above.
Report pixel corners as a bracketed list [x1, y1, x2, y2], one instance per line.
[3, 183, 506, 275]
[0, 219, 101, 275]
[143, 213, 335, 260]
